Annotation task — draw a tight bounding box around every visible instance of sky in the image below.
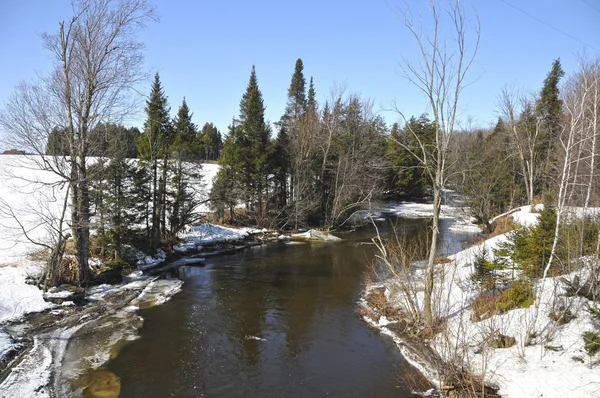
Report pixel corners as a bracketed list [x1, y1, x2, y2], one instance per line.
[0, 0, 599, 142]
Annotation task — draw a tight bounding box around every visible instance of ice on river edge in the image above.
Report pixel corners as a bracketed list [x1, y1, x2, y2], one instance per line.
[0, 275, 183, 398]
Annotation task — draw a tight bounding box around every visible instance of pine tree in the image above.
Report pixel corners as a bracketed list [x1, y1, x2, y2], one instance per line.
[307, 77, 317, 110]
[199, 122, 223, 161]
[169, 98, 202, 235]
[137, 73, 172, 252]
[387, 115, 436, 198]
[238, 65, 272, 223]
[537, 59, 565, 195]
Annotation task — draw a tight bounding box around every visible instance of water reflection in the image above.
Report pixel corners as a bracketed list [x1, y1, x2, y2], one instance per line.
[108, 217, 476, 397]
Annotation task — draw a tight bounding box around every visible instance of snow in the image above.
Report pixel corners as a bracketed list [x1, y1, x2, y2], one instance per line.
[0, 155, 199, 393]
[0, 263, 52, 324]
[374, 204, 600, 398]
[179, 222, 248, 245]
[387, 202, 459, 219]
[0, 263, 54, 359]
[290, 229, 343, 242]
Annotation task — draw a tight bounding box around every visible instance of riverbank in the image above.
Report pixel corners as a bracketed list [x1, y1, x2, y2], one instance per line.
[0, 220, 347, 396]
[362, 205, 600, 398]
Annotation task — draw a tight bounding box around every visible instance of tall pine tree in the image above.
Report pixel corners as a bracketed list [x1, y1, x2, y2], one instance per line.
[238, 65, 272, 223]
[137, 73, 172, 251]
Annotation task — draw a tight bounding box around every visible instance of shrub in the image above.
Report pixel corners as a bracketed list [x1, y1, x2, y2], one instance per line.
[583, 331, 600, 356]
[589, 304, 600, 322]
[471, 244, 507, 290]
[497, 206, 600, 278]
[549, 306, 576, 325]
[496, 282, 535, 312]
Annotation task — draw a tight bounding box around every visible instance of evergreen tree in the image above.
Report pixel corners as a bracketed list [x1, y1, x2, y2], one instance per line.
[238, 65, 272, 223]
[537, 58, 565, 140]
[387, 115, 436, 198]
[137, 73, 172, 251]
[274, 59, 309, 215]
[307, 77, 317, 110]
[169, 98, 202, 235]
[88, 129, 138, 260]
[288, 59, 307, 115]
[199, 122, 223, 161]
[212, 121, 245, 222]
[537, 59, 565, 195]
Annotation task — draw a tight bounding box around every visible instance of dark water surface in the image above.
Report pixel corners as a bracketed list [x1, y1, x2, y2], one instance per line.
[108, 218, 472, 398]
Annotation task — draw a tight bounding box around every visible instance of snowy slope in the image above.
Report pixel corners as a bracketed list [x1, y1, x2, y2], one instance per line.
[379, 206, 600, 398]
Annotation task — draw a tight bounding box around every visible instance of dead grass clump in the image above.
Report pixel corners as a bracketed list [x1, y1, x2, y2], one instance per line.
[435, 256, 453, 265]
[439, 364, 501, 398]
[470, 292, 500, 322]
[364, 288, 401, 321]
[549, 306, 576, 325]
[57, 256, 80, 284]
[489, 216, 519, 238]
[27, 248, 50, 262]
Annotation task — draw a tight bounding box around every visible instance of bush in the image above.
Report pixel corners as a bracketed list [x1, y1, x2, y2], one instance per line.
[497, 206, 600, 278]
[471, 244, 507, 290]
[589, 305, 600, 322]
[496, 282, 535, 312]
[583, 331, 600, 356]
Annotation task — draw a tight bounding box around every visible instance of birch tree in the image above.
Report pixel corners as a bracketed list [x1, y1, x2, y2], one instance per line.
[0, 0, 155, 284]
[393, 0, 480, 329]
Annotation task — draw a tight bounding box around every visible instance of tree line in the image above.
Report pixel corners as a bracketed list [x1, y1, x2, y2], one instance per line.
[0, 0, 597, 300]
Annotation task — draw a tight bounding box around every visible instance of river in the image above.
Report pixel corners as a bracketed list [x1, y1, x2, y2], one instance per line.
[105, 217, 474, 397]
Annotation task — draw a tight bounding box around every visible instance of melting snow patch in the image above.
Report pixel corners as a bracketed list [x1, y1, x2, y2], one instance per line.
[245, 335, 266, 341]
[180, 223, 248, 245]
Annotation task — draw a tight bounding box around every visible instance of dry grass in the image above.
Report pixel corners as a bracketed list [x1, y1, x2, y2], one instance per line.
[471, 292, 501, 322]
[364, 288, 401, 321]
[489, 216, 519, 238]
[27, 248, 50, 262]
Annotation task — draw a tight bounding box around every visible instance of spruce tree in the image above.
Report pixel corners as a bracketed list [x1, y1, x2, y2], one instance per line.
[137, 73, 171, 251]
[387, 115, 436, 198]
[238, 65, 272, 223]
[199, 122, 223, 161]
[538, 58, 565, 139]
[307, 77, 317, 110]
[169, 98, 201, 235]
[212, 121, 245, 222]
[274, 59, 309, 217]
[537, 59, 565, 195]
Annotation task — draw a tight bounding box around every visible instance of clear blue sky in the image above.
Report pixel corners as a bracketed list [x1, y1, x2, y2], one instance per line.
[0, 0, 598, 139]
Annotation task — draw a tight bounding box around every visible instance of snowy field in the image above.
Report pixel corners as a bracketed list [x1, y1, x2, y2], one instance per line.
[365, 205, 600, 398]
[0, 155, 218, 373]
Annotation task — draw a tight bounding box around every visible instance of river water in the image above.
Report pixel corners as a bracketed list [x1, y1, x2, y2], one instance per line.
[106, 217, 474, 397]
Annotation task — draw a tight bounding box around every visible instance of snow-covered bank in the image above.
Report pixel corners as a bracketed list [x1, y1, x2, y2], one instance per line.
[0, 262, 54, 362]
[364, 205, 600, 398]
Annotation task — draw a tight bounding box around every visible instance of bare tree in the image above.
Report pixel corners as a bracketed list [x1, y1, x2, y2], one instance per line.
[0, 0, 155, 284]
[498, 87, 543, 204]
[392, 0, 480, 329]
